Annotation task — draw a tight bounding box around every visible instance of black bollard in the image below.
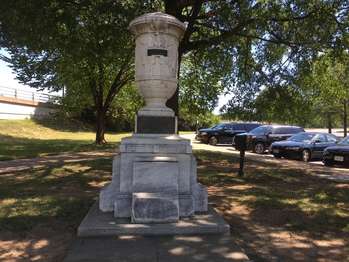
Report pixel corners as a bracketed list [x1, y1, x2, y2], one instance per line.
[238, 149, 245, 177]
[234, 134, 247, 177]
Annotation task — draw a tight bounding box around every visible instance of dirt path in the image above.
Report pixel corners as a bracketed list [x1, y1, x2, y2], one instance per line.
[0, 150, 116, 174]
[181, 134, 349, 182]
[1, 134, 348, 182]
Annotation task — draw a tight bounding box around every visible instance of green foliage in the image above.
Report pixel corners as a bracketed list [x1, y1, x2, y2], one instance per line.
[1, 0, 348, 134]
[180, 50, 228, 114]
[1, 0, 139, 90]
[0, 0, 151, 143]
[176, 0, 347, 95]
[58, 83, 143, 132]
[309, 52, 349, 107]
[107, 84, 144, 131]
[184, 0, 348, 117]
[253, 85, 314, 126]
[179, 106, 220, 130]
[178, 49, 227, 129]
[222, 50, 349, 128]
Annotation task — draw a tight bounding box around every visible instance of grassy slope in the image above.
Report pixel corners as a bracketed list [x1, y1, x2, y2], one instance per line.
[0, 119, 129, 160]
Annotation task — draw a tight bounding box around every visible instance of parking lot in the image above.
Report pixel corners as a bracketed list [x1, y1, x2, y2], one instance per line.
[181, 132, 349, 182]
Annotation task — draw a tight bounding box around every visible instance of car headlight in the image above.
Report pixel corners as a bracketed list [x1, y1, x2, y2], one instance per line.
[201, 132, 207, 136]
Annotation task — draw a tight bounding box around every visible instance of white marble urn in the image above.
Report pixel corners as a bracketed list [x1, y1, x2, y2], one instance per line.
[129, 12, 186, 117]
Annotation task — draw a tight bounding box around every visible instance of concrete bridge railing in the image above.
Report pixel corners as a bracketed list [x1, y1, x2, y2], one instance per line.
[0, 86, 60, 119]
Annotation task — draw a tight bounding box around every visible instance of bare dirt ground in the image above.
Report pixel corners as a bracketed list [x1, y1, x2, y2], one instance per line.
[0, 150, 115, 174]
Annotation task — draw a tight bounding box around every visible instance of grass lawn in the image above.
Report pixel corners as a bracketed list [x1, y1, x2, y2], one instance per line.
[0, 119, 129, 161]
[0, 150, 348, 261]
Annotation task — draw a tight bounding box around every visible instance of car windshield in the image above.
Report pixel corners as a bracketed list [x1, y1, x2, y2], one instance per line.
[212, 124, 226, 130]
[249, 126, 270, 135]
[288, 133, 315, 142]
[338, 136, 349, 145]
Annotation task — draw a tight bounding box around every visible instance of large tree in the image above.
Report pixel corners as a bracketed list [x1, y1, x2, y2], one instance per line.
[162, 0, 348, 115]
[179, 46, 229, 128]
[0, 0, 148, 144]
[305, 51, 349, 136]
[1, 0, 348, 142]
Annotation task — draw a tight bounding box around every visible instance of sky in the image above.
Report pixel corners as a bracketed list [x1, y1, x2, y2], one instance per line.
[0, 51, 37, 92]
[213, 93, 231, 115]
[0, 49, 229, 114]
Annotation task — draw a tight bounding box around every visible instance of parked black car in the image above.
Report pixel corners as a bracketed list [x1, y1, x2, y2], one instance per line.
[236, 125, 305, 154]
[270, 132, 339, 162]
[323, 136, 349, 166]
[195, 122, 260, 146]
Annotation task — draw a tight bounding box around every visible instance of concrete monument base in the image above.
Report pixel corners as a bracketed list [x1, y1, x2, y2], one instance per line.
[99, 135, 209, 223]
[78, 202, 230, 237]
[83, 12, 230, 238]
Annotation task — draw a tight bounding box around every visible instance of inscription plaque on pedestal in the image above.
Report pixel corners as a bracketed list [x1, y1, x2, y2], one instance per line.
[136, 115, 176, 134]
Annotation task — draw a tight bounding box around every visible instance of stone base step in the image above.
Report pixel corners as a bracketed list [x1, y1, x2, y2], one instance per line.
[78, 202, 230, 237]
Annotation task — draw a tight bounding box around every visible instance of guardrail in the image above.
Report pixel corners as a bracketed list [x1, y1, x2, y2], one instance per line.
[0, 85, 59, 104]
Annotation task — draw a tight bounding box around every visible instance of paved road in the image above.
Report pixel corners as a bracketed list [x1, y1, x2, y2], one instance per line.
[181, 134, 349, 182]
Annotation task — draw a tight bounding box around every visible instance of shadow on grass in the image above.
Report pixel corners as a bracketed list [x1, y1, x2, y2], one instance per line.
[0, 158, 112, 261]
[0, 134, 118, 161]
[195, 150, 349, 261]
[0, 158, 111, 230]
[32, 117, 92, 133]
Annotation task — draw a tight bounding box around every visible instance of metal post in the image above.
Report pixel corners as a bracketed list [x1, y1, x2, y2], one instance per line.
[238, 149, 245, 177]
[235, 134, 247, 177]
[344, 100, 348, 137]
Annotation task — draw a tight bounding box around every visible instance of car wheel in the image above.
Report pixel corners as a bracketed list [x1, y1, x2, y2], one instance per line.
[302, 149, 311, 162]
[323, 159, 334, 167]
[253, 142, 265, 154]
[209, 136, 218, 146]
[273, 154, 282, 159]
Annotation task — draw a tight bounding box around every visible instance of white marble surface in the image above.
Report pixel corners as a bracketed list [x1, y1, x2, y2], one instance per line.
[133, 161, 179, 193]
[129, 12, 186, 117]
[99, 134, 208, 219]
[98, 13, 207, 224]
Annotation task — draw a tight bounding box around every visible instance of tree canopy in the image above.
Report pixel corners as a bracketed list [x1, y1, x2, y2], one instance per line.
[0, 0, 148, 143]
[0, 0, 348, 139]
[302, 51, 349, 134]
[163, 0, 349, 114]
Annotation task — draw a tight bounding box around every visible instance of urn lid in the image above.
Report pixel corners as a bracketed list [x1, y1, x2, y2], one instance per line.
[129, 12, 186, 39]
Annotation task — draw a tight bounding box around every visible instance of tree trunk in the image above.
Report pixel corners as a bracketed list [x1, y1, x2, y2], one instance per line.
[95, 107, 107, 144]
[327, 112, 332, 134]
[344, 100, 347, 137]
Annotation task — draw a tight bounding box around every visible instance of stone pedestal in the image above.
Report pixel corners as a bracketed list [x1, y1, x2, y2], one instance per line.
[80, 12, 230, 235]
[99, 135, 208, 223]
